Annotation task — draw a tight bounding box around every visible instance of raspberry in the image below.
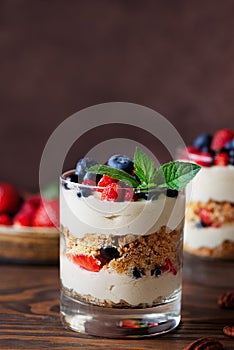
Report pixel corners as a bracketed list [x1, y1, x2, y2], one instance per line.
[101, 183, 122, 201]
[97, 175, 117, 192]
[211, 129, 234, 151]
[0, 213, 12, 226]
[214, 152, 229, 166]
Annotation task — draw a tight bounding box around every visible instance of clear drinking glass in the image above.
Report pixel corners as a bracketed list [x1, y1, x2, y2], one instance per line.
[60, 170, 185, 338]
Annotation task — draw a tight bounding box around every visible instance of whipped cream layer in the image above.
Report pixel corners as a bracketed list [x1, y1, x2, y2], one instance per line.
[60, 255, 181, 306]
[186, 165, 234, 203]
[184, 222, 234, 249]
[60, 186, 185, 237]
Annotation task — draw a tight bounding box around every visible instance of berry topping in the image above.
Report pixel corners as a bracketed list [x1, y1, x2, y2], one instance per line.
[214, 152, 229, 166]
[162, 258, 177, 275]
[101, 183, 122, 201]
[100, 246, 120, 261]
[75, 158, 97, 182]
[97, 175, 117, 191]
[67, 254, 107, 272]
[166, 189, 178, 198]
[0, 213, 12, 226]
[211, 129, 234, 151]
[107, 154, 134, 174]
[13, 209, 33, 227]
[32, 199, 59, 227]
[151, 267, 162, 277]
[199, 208, 213, 227]
[193, 133, 212, 150]
[224, 138, 234, 150]
[132, 267, 145, 279]
[0, 183, 21, 214]
[188, 151, 213, 166]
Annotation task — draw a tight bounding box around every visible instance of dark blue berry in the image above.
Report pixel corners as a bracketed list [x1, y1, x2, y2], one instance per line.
[193, 133, 212, 149]
[132, 267, 145, 279]
[75, 158, 97, 182]
[151, 267, 162, 277]
[107, 154, 134, 174]
[200, 146, 215, 156]
[224, 138, 234, 150]
[166, 189, 178, 198]
[100, 246, 120, 262]
[229, 157, 234, 165]
[195, 221, 208, 228]
[63, 174, 79, 189]
[229, 149, 234, 158]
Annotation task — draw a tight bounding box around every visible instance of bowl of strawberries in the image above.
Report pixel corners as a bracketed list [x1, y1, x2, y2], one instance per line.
[0, 182, 59, 264]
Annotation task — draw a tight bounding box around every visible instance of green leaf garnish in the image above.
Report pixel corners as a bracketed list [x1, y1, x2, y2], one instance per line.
[133, 147, 157, 186]
[155, 161, 201, 190]
[88, 165, 139, 187]
[88, 148, 201, 190]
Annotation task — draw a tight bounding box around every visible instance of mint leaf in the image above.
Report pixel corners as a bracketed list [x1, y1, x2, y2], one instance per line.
[133, 147, 157, 186]
[155, 161, 201, 190]
[88, 165, 139, 187]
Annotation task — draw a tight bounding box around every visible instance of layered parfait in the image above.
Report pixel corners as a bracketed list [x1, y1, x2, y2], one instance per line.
[60, 148, 200, 308]
[181, 129, 234, 259]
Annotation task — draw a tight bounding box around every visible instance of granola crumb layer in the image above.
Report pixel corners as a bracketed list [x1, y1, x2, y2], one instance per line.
[184, 240, 234, 259]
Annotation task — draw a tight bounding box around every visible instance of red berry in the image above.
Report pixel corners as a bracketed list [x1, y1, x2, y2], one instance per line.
[32, 199, 59, 227]
[0, 183, 20, 214]
[0, 213, 12, 226]
[214, 152, 229, 166]
[162, 258, 177, 275]
[97, 175, 117, 192]
[124, 187, 136, 201]
[188, 151, 213, 166]
[13, 210, 33, 227]
[101, 183, 122, 201]
[67, 254, 107, 272]
[211, 129, 234, 151]
[25, 195, 42, 209]
[179, 146, 199, 160]
[199, 208, 213, 226]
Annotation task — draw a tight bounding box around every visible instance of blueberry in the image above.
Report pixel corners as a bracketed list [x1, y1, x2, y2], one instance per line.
[229, 149, 234, 158]
[83, 171, 101, 184]
[193, 133, 212, 149]
[132, 267, 145, 279]
[63, 173, 79, 189]
[75, 158, 97, 182]
[195, 221, 208, 228]
[151, 267, 162, 277]
[224, 138, 234, 150]
[100, 246, 120, 262]
[166, 189, 178, 198]
[107, 154, 134, 174]
[229, 156, 234, 165]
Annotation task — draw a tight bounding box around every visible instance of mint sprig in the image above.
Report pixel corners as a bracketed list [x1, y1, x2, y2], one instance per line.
[88, 148, 201, 190]
[155, 161, 201, 190]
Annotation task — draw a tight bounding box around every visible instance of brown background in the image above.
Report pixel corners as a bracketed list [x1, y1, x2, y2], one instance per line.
[1, 0, 234, 191]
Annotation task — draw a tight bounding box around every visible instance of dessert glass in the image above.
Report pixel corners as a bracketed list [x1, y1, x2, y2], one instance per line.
[183, 165, 234, 287]
[60, 170, 185, 338]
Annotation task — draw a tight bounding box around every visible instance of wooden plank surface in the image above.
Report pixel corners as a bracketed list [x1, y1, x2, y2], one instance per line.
[0, 264, 233, 350]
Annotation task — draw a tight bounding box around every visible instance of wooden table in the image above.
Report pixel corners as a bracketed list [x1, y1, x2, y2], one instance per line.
[0, 263, 233, 350]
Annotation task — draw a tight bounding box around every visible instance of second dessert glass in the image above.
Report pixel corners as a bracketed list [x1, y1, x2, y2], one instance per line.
[60, 172, 185, 338]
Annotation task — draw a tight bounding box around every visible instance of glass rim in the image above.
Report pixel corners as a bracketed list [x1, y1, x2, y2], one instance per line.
[61, 170, 181, 193]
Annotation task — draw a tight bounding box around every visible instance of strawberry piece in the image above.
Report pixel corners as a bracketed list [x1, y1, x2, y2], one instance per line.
[101, 183, 122, 201]
[25, 195, 42, 209]
[214, 153, 229, 166]
[13, 200, 36, 227]
[121, 320, 141, 329]
[0, 213, 12, 226]
[199, 208, 213, 226]
[211, 129, 234, 151]
[162, 258, 177, 275]
[188, 151, 213, 166]
[0, 183, 20, 214]
[179, 146, 199, 160]
[32, 199, 59, 227]
[67, 254, 106, 272]
[124, 187, 136, 201]
[97, 175, 117, 192]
